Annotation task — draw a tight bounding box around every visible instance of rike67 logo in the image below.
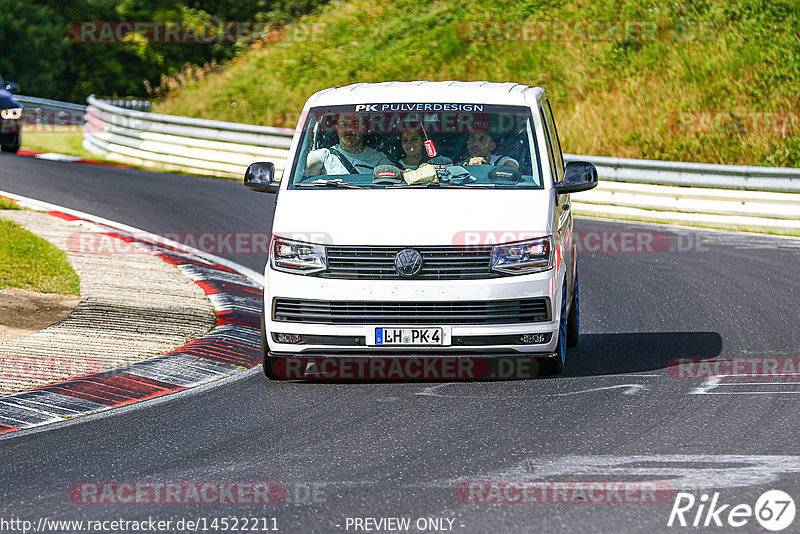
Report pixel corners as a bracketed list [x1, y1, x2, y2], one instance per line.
[668, 490, 796, 531]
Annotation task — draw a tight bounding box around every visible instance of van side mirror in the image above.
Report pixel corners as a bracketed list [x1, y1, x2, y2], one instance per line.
[555, 161, 598, 194]
[244, 162, 279, 193]
[4, 82, 20, 94]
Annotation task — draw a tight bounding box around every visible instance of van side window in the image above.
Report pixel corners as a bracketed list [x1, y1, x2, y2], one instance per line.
[541, 98, 564, 182]
[539, 103, 558, 183]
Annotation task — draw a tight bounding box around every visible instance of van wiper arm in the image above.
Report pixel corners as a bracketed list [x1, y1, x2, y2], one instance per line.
[298, 179, 367, 189]
[389, 182, 483, 188]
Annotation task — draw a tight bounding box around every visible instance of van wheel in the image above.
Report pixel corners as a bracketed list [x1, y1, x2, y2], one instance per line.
[567, 271, 579, 347]
[261, 304, 278, 379]
[1, 132, 20, 153]
[540, 282, 567, 375]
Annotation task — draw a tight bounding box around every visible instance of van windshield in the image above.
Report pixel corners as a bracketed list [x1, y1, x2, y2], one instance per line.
[288, 104, 543, 189]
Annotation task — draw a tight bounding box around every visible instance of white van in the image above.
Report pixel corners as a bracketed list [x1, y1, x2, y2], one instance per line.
[244, 81, 598, 380]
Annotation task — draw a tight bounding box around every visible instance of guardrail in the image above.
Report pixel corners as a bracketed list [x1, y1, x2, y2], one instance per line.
[83, 95, 293, 178]
[561, 154, 800, 235]
[76, 97, 800, 235]
[563, 154, 800, 193]
[570, 181, 800, 235]
[103, 99, 151, 112]
[16, 95, 86, 126]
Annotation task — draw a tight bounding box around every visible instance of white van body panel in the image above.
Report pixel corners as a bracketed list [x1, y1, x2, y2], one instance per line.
[272, 189, 555, 246]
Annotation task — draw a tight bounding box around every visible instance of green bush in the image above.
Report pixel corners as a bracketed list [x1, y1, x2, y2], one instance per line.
[154, 0, 800, 166]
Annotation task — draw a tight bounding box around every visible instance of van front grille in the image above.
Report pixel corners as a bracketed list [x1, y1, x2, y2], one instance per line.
[319, 245, 499, 280]
[273, 298, 550, 325]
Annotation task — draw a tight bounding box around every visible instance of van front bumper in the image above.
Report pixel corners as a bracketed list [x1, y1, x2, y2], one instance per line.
[264, 266, 565, 356]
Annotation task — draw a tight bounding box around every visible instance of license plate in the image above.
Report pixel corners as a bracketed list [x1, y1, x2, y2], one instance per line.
[374, 327, 443, 346]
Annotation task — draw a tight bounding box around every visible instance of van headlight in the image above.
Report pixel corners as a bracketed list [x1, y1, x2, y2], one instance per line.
[490, 237, 554, 275]
[271, 236, 327, 274]
[1, 108, 23, 120]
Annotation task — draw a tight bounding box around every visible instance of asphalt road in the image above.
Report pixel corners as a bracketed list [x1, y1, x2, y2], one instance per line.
[2, 152, 800, 533]
[0, 154, 274, 272]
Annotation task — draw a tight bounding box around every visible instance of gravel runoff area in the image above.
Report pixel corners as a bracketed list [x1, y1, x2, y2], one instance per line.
[0, 210, 216, 395]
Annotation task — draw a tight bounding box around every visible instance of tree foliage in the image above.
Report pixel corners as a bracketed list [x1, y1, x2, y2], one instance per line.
[0, 0, 329, 103]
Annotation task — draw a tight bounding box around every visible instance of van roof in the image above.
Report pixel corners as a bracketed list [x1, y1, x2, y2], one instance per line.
[305, 81, 544, 108]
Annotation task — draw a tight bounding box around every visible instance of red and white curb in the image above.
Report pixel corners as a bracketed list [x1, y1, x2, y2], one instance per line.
[0, 191, 264, 435]
[15, 149, 130, 168]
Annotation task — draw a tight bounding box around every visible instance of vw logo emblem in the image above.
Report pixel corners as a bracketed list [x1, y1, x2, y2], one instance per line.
[394, 249, 423, 277]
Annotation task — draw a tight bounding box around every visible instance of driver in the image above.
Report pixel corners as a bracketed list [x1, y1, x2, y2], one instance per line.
[306, 113, 392, 176]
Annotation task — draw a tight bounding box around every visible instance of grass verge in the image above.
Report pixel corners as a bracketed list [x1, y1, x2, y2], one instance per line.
[20, 126, 94, 159]
[0, 198, 21, 210]
[19, 126, 219, 178]
[155, 0, 800, 167]
[0, 214, 81, 295]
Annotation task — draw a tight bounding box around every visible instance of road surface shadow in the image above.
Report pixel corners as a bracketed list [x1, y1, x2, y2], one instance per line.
[566, 331, 723, 377]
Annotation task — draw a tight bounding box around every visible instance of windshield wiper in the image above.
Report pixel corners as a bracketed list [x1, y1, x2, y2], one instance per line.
[298, 179, 367, 189]
[388, 182, 488, 188]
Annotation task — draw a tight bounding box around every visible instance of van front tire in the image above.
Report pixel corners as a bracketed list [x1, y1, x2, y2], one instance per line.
[261, 305, 278, 379]
[539, 281, 568, 375]
[567, 271, 579, 347]
[0, 132, 20, 153]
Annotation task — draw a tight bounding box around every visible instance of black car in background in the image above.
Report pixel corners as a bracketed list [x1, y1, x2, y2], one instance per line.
[0, 74, 23, 153]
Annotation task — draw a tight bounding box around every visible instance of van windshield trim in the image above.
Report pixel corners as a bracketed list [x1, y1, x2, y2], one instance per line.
[286, 103, 544, 190]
